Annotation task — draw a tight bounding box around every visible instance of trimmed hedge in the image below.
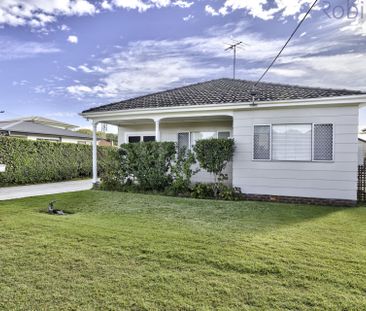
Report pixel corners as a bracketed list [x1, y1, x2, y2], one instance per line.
[0, 136, 112, 186]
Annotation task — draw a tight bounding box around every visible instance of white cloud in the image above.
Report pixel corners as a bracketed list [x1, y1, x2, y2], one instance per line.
[67, 35, 78, 44]
[0, 0, 193, 28]
[78, 64, 106, 73]
[67, 66, 78, 72]
[205, 5, 219, 16]
[338, 0, 366, 36]
[183, 14, 194, 22]
[0, 38, 60, 61]
[101, 0, 113, 10]
[110, 0, 192, 12]
[67, 85, 94, 96]
[61, 17, 366, 102]
[0, 0, 96, 28]
[207, 0, 316, 20]
[173, 1, 193, 8]
[59, 24, 70, 31]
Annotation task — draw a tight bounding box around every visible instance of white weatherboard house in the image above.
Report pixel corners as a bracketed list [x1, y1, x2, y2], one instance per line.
[81, 78, 366, 205]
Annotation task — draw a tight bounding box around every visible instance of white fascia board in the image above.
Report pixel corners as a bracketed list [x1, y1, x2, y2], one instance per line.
[80, 94, 366, 122]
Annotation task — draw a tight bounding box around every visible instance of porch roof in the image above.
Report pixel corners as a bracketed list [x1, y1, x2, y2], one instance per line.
[82, 78, 365, 114]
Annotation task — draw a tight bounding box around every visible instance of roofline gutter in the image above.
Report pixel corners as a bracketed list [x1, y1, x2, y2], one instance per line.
[80, 94, 366, 120]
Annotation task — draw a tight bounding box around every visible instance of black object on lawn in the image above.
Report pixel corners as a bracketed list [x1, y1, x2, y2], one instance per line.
[48, 200, 64, 215]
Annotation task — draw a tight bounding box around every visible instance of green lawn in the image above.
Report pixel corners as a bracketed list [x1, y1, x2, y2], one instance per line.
[0, 191, 365, 310]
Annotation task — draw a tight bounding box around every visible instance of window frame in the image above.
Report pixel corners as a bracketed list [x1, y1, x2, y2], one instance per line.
[312, 123, 335, 162]
[252, 124, 272, 161]
[252, 123, 334, 163]
[177, 132, 191, 151]
[177, 130, 232, 150]
[125, 132, 156, 144]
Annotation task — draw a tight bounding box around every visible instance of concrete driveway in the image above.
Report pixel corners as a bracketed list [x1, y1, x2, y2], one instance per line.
[0, 179, 93, 201]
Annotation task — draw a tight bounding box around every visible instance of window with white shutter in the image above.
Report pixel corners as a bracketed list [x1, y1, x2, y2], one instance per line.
[253, 125, 271, 160]
[313, 124, 333, 161]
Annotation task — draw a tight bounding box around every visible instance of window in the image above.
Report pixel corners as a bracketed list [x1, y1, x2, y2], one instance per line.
[143, 136, 156, 142]
[253, 125, 271, 160]
[253, 123, 334, 162]
[178, 132, 190, 151]
[128, 136, 141, 143]
[272, 124, 312, 161]
[313, 124, 333, 161]
[218, 131, 231, 139]
[191, 132, 216, 146]
[127, 135, 156, 143]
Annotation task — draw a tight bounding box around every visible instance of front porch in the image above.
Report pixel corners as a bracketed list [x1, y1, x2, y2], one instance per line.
[90, 114, 233, 185]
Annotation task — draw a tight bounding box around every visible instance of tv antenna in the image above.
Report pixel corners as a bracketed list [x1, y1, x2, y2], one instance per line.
[225, 41, 244, 80]
[101, 123, 108, 133]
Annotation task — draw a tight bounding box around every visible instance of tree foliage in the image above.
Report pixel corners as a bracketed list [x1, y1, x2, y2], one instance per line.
[0, 136, 111, 186]
[194, 138, 235, 182]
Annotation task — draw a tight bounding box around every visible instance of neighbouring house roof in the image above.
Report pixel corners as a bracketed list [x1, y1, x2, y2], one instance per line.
[82, 78, 365, 113]
[0, 120, 93, 140]
[1, 116, 78, 130]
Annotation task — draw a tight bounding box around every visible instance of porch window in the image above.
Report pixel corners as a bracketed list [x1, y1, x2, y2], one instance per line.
[179, 131, 231, 150]
[191, 132, 216, 147]
[128, 136, 141, 143]
[178, 132, 190, 151]
[143, 136, 156, 142]
[127, 135, 156, 143]
[218, 131, 231, 139]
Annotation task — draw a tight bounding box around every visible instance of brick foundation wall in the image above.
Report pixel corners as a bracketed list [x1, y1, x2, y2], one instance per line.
[242, 193, 357, 207]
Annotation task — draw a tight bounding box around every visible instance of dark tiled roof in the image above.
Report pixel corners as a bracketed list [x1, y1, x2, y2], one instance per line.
[83, 78, 365, 113]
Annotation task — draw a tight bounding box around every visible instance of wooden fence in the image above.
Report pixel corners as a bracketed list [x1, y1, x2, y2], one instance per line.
[358, 162, 366, 202]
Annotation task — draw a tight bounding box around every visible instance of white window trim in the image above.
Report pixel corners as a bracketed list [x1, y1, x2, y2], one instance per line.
[177, 132, 191, 150]
[312, 123, 335, 162]
[252, 124, 271, 161]
[178, 130, 232, 149]
[252, 123, 334, 163]
[125, 131, 156, 143]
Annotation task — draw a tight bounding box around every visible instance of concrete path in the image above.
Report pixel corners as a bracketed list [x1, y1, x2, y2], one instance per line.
[0, 179, 93, 201]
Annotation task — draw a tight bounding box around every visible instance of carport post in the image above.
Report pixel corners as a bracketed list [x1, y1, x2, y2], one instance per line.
[92, 120, 99, 185]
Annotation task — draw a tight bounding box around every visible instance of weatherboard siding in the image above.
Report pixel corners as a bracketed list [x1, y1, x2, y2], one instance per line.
[232, 105, 359, 201]
[118, 120, 233, 184]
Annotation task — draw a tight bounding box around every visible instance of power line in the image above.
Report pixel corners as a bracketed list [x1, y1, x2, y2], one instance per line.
[253, 0, 319, 89]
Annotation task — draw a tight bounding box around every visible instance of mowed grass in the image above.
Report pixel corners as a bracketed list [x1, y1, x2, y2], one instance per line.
[0, 191, 365, 310]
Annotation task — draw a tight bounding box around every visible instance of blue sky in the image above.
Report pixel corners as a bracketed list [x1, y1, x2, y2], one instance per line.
[1, 0, 366, 131]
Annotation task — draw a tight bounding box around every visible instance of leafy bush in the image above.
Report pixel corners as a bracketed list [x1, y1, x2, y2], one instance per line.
[100, 139, 242, 201]
[194, 138, 235, 197]
[192, 183, 242, 201]
[191, 183, 215, 199]
[168, 148, 198, 195]
[0, 136, 111, 186]
[119, 142, 176, 191]
[98, 147, 126, 191]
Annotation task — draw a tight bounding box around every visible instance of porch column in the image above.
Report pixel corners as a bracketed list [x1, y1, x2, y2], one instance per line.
[155, 119, 161, 142]
[92, 120, 99, 185]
